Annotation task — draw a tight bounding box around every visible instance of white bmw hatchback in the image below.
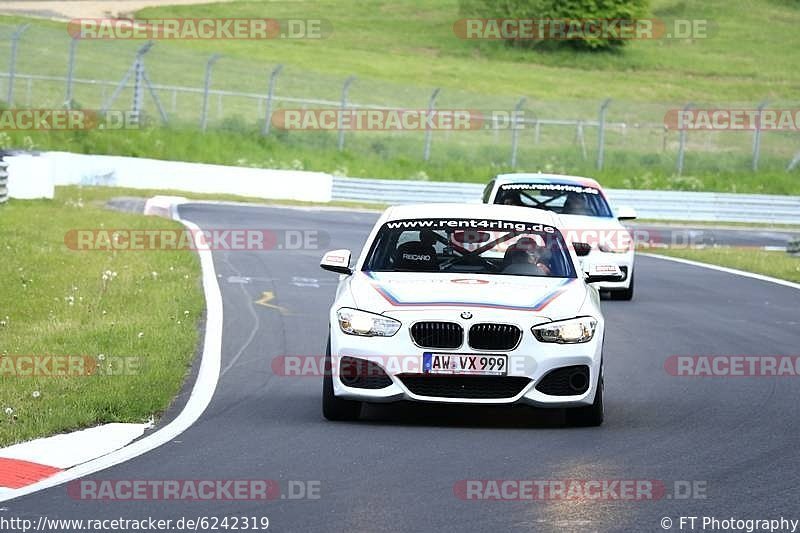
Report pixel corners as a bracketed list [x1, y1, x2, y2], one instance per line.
[484, 173, 637, 300]
[319, 203, 623, 426]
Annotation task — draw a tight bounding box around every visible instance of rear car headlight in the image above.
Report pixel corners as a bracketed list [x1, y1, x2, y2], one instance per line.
[532, 317, 598, 344]
[597, 242, 631, 253]
[337, 308, 401, 337]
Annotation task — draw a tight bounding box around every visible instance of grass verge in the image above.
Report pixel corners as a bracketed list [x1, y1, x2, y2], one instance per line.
[5, 127, 800, 195]
[0, 188, 204, 447]
[647, 247, 800, 283]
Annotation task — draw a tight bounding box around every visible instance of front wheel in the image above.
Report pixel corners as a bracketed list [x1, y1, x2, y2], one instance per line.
[322, 337, 362, 421]
[566, 376, 604, 427]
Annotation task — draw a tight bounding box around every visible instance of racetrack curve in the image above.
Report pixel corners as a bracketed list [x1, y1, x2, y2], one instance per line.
[4, 203, 800, 533]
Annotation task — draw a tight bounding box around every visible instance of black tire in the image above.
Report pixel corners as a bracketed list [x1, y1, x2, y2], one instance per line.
[566, 376, 604, 427]
[322, 336, 362, 421]
[610, 270, 634, 301]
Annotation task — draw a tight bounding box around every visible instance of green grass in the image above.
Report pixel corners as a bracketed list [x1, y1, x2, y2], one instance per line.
[0, 187, 204, 446]
[130, 0, 800, 102]
[0, 1, 798, 193]
[648, 247, 800, 282]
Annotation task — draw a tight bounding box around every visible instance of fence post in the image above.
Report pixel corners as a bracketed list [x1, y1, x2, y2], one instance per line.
[510, 97, 526, 169]
[65, 35, 78, 108]
[262, 64, 283, 135]
[787, 151, 800, 172]
[6, 24, 30, 106]
[596, 98, 611, 170]
[200, 53, 221, 132]
[131, 45, 150, 124]
[752, 99, 768, 171]
[676, 102, 693, 176]
[0, 160, 8, 205]
[575, 121, 587, 160]
[423, 88, 440, 161]
[338, 76, 355, 151]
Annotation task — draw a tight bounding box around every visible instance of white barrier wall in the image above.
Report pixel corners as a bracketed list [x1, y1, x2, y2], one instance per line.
[8, 152, 333, 203]
[5, 153, 55, 199]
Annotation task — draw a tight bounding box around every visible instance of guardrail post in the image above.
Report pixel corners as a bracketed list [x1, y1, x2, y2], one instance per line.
[676, 102, 693, 176]
[752, 100, 768, 171]
[65, 35, 78, 108]
[6, 24, 30, 107]
[200, 53, 221, 132]
[423, 88, 440, 161]
[262, 64, 283, 135]
[510, 97, 526, 169]
[337, 76, 356, 151]
[596, 98, 611, 170]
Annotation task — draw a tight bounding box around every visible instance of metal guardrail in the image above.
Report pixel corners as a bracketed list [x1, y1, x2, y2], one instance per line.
[0, 160, 8, 205]
[331, 176, 800, 225]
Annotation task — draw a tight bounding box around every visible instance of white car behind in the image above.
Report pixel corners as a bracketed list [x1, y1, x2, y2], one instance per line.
[484, 173, 637, 300]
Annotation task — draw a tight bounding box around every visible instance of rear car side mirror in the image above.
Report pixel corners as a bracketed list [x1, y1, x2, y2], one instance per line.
[320, 249, 353, 275]
[583, 263, 625, 284]
[616, 206, 638, 221]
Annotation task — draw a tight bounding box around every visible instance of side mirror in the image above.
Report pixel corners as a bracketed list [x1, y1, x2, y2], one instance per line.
[616, 206, 637, 221]
[584, 263, 625, 284]
[572, 242, 592, 257]
[320, 249, 353, 275]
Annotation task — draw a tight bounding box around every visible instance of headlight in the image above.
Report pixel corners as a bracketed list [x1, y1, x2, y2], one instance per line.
[532, 317, 598, 344]
[337, 308, 401, 337]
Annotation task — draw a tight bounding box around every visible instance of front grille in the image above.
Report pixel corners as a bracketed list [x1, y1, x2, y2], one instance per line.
[535, 365, 590, 396]
[339, 357, 392, 389]
[619, 266, 629, 281]
[468, 323, 522, 351]
[398, 374, 531, 399]
[410, 321, 463, 349]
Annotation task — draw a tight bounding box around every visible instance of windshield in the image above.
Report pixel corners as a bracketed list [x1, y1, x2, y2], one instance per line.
[363, 218, 577, 278]
[495, 183, 613, 218]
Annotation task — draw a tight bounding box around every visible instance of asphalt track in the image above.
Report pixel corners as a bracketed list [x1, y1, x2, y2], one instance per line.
[5, 203, 800, 533]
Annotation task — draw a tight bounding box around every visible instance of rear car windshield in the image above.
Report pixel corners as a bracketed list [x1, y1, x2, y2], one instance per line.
[495, 183, 613, 218]
[363, 218, 577, 278]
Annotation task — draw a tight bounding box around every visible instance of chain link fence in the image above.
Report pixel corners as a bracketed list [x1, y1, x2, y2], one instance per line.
[0, 22, 798, 179]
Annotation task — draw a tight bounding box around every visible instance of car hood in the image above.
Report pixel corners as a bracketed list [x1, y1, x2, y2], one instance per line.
[347, 271, 587, 319]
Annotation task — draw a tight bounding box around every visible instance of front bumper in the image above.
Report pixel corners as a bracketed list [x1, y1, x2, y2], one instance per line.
[329, 313, 603, 407]
[581, 249, 634, 291]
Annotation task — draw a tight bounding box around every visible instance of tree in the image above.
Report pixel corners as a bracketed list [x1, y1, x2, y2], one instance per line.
[459, 0, 651, 51]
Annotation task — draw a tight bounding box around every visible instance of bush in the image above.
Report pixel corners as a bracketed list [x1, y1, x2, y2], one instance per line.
[459, 0, 650, 51]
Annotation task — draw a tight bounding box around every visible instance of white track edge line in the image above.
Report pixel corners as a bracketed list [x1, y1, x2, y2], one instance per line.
[639, 252, 800, 291]
[0, 217, 223, 503]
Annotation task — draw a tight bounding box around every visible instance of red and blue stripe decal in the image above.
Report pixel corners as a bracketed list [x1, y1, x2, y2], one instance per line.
[365, 272, 574, 312]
